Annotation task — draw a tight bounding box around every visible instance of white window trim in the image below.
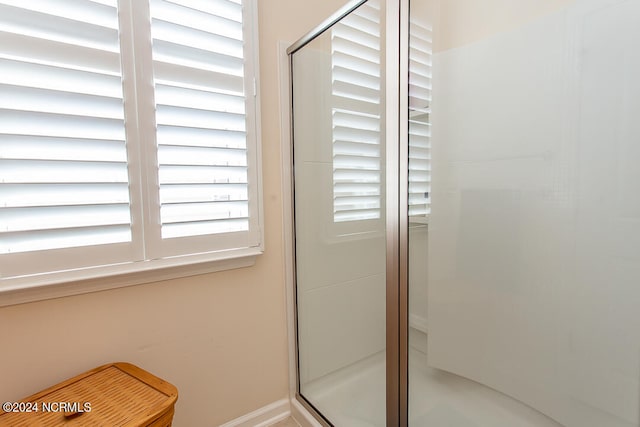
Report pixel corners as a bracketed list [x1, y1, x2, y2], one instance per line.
[0, 248, 261, 307]
[0, 0, 264, 306]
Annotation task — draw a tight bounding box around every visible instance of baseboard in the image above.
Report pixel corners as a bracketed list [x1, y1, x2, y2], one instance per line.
[218, 398, 291, 427]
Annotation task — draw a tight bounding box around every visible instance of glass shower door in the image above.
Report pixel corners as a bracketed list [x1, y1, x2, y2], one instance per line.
[408, 0, 640, 426]
[290, 1, 390, 425]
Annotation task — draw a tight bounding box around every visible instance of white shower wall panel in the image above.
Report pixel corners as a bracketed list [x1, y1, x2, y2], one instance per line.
[298, 272, 386, 383]
[409, 224, 428, 333]
[295, 161, 387, 383]
[428, 0, 640, 426]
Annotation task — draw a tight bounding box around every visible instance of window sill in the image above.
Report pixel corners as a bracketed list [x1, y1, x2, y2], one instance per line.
[0, 247, 262, 308]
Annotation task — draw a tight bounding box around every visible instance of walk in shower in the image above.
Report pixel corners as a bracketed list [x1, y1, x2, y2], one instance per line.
[287, 0, 640, 426]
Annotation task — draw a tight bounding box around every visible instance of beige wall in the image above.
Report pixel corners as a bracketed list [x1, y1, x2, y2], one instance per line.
[0, 1, 348, 425]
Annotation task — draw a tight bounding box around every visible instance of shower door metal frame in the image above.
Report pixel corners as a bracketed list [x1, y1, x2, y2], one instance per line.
[286, 0, 410, 425]
[397, 0, 410, 425]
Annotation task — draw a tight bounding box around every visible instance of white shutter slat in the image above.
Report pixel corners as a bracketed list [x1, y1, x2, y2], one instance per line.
[161, 219, 248, 239]
[408, 181, 429, 191]
[160, 184, 247, 204]
[334, 182, 380, 195]
[153, 61, 244, 94]
[335, 201, 381, 221]
[409, 121, 431, 138]
[352, 1, 380, 19]
[0, 84, 124, 120]
[332, 95, 379, 116]
[0, 31, 120, 74]
[334, 155, 380, 171]
[152, 39, 243, 76]
[335, 13, 379, 37]
[334, 209, 379, 222]
[334, 196, 380, 209]
[1, 204, 131, 233]
[0, 3, 118, 51]
[0, 0, 118, 28]
[333, 126, 379, 145]
[0, 225, 131, 254]
[1, 183, 129, 208]
[0, 58, 123, 98]
[157, 125, 246, 149]
[155, 84, 245, 114]
[330, 36, 379, 64]
[152, 0, 242, 40]
[409, 80, 432, 92]
[0, 135, 126, 162]
[158, 146, 247, 167]
[410, 46, 431, 67]
[163, 0, 242, 23]
[0, 159, 128, 184]
[334, 169, 380, 183]
[161, 201, 248, 223]
[333, 110, 379, 130]
[0, 109, 125, 140]
[409, 145, 430, 158]
[334, 141, 380, 158]
[158, 165, 247, 185]
[408, 139, 430, 152]
[333, 12, 379, 42]
[332, 30, 379, 52]
[151, 0, 250, 240]
[152, 19, 243, 58]
[409, 159, 430, 173]
[332, 81, 380, 104]
[332, 66, 380, 90]
[332, 52, 379, 78]
[409, 93, 431, 109]
[155, 105, 245, 132]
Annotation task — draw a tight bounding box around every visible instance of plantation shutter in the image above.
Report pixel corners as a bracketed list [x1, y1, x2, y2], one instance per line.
[149, 0, 252, 243]
[0, 0, 135, 275]
[331, 0, 382, 223]
[0, 0, 262, 289]
[408, 19, 432, 217]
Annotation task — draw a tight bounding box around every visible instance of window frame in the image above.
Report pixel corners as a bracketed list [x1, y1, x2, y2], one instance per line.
[0, 0, 263, 306]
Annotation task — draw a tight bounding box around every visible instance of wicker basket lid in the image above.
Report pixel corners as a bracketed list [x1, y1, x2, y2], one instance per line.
[0, 362, 178, 426]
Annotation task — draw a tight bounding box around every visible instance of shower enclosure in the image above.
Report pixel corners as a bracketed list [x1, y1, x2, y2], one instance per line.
[287, 0, 640, 426]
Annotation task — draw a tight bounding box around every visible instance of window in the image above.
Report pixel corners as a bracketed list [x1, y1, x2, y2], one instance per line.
[331, 0, 382, 224]
[0, 0, 262, 290]
[329, 1, 432, 226]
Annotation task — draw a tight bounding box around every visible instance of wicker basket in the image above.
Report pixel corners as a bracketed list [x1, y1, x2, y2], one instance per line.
[0, 362, 178, 426]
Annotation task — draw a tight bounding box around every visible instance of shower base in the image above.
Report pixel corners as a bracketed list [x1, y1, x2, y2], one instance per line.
[301, 331, 563, 427]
